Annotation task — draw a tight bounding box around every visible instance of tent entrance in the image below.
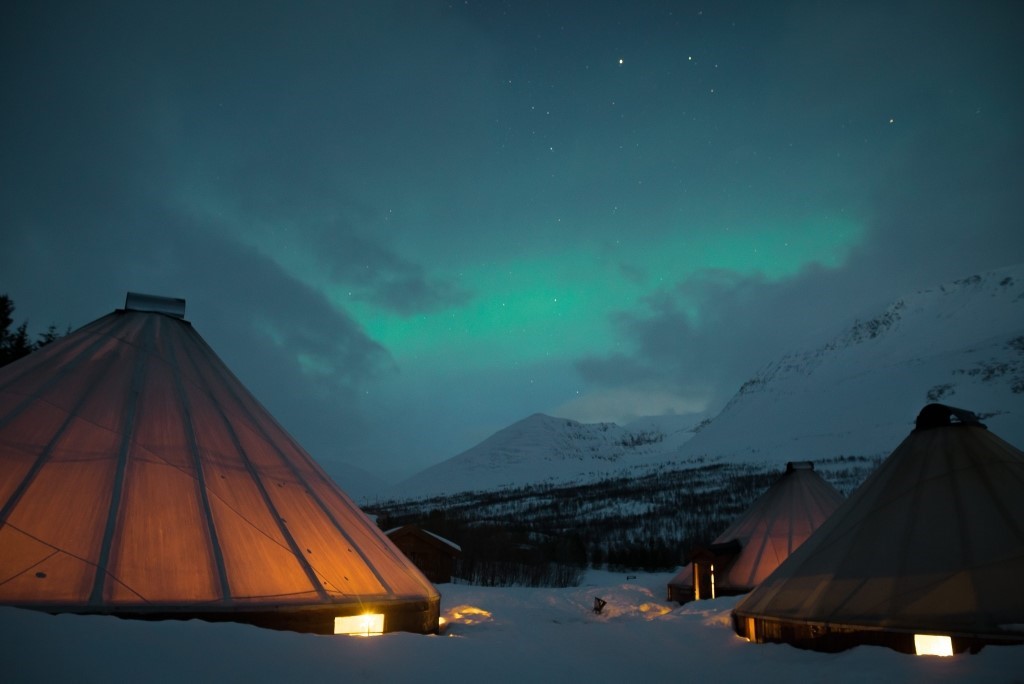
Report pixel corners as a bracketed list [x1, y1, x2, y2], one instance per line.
[690, 539, 741, 600]
[693, 561, 716, 600]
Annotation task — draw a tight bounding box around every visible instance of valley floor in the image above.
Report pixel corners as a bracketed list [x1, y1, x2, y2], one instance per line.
[2, 570, 1021, 683]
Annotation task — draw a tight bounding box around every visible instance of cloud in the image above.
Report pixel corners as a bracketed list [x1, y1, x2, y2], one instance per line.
[553, 387, 708, 425]
[574, 267, 850, 413]
[0, 199, 397, 469]
[305, 227, 473, 317]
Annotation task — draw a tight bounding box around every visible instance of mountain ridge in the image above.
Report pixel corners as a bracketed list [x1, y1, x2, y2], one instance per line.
[390, 264, 1024, 499]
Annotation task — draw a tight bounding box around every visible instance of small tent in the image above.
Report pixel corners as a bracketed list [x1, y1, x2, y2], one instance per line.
[0, 293, 439, 634]
[732, 404, 1024, 654]
[667, 461, 844, 603]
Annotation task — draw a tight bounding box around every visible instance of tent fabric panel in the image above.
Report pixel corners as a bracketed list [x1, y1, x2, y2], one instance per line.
[257, 478, 389, 597]
[261, 435, 438, 598]
[179, 391, 250, 477]
[198, 451, 295, 549]
[203, 491, 324, 601]
[715, 467, 844, 593]
[100, 334, 224, 604]
[305, 478, 439, 597]
[175, 322, 435, 599]
[131, 356, 196, 472]
[0, 442, 35, 513]
[196, 439, 321, 601]
[0, 402, 70, 504]
[9, 465, 113, 570]
[0, 387, 72, 440]
[69, 344, 138, 439]
[970, 553, 1024, 625]
[228, 416, 300, 484]
[0, 398, 70, 457]
[273, 464, 436, 598]
[183, 387, 322, 600]
[0, 528, 97, 603]
[175, 362, 282, 522]
[724, 519, 776, 589]
[896, 570, 981, 624]
[3, 425, 119, 567]
[197, 365, 419, 597]
[0, 391, 25, 419]
[105, 450, 219, 604]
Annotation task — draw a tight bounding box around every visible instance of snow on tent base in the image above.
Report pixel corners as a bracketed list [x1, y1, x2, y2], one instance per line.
[0, 293, 440, 635]
[732, 404, 1024, 654]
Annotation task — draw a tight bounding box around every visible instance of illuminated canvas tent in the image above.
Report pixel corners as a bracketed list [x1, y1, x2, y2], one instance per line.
[732, 404, 1024, 654]
[0, 293, 439, 635]
[667, 462, 843, 603]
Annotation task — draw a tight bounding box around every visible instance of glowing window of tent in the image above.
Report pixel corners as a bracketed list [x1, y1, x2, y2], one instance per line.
[710, 564, 716, 600]
[334, 613, 385, 636]
[914, 634, 953, 657]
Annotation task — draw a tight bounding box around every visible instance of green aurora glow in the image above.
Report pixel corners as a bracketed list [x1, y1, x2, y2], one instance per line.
[300, 213, 863, 368]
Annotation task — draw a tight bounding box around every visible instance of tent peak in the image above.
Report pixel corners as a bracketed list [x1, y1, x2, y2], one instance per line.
[124, 292, 186, 319]
[915, 403, 986, 432]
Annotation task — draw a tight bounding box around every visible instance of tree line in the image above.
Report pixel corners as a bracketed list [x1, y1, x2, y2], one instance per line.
[0, 294, 67, 367]
[368, 458, 879, 588]
[367, 463, 806, 587]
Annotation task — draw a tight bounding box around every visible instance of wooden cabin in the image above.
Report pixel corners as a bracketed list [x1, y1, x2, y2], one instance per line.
[386, 525, 462, 584]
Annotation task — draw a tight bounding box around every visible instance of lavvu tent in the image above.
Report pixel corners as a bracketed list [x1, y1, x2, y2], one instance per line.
[0, 293, 439, 634]
[732, 404, 1024, 654]
[667, 461, 844, 603]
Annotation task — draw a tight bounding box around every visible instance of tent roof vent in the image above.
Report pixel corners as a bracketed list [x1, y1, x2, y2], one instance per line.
[124, 292, 186, 319]
[915, 403, 986, 432]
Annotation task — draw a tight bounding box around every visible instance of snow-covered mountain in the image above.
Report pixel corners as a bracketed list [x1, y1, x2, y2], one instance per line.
[677, 266, 1024, 464]
[393, 265, 1024, 499]
[391, 412, 704, 498]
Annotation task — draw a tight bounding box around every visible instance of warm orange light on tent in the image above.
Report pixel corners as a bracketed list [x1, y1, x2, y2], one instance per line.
[710, 563, 716, 599]
[334, 613, 385, 636]
[0, 299, 441, 635]
[914, 634, 953, 656]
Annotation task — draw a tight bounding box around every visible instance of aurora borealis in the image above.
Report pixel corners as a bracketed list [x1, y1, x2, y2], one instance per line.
[3, 1, 1022, 485]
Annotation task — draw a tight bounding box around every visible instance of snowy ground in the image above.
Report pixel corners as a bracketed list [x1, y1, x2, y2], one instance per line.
[2, 570, 1021, 683]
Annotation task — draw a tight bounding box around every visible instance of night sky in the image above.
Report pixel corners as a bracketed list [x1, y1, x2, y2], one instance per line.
[3, 1, 1023, 483]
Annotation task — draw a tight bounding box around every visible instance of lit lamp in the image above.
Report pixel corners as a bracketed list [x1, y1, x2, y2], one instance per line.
[334, 613, 385, 636]
[914, 634, 953, 657]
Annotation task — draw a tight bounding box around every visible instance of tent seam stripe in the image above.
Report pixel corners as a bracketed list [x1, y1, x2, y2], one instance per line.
[186, 329, 406, 596]
[0, 324, 123, 530]
[89, 315, 153, 605]
[168, 322, 233, 603]
[180, 325, 331, 601]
